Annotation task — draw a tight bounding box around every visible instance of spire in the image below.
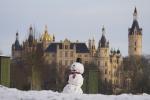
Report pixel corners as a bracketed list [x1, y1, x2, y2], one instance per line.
[133, 7, 138, 20]
[92, 36, 95, 44]
[14, 32, 21, 50]
[99, 26, 107, 48]
[110, 48, 113, 54]
[117, 48, 120, 54]
[45, 25, 48, 33]
[88, 38, 92, 49]
[29, 25, 33, 36]
[102, 25, 105, 36]
[134, 7, 137, 14]
[16, 32, 19, 40]
[129, 7, 142, 35]
[92, 36, 95, 49]
[28, 25, 34, 46]
[101, 26, 106, 43]
[53, 34, 55, 42]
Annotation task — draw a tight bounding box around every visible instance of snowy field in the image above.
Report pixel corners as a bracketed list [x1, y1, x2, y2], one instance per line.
[0, 85, 150, 100]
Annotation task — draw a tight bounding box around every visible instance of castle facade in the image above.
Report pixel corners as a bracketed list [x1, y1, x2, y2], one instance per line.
[12, 8, 142, 93]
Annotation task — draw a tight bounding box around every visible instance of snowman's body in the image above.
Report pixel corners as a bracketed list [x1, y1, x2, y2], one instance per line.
[63, 62, 84, 94]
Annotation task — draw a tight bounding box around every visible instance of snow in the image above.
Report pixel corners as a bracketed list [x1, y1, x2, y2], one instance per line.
[0, 85, 150, 100]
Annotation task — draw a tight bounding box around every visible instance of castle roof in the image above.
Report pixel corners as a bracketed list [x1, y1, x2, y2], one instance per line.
[100, 34, 107, 47]
[28, 26, 34, 46]
[12, 32, 22, 50]
[14, 40, 21, 50]
[45, 43, 89, 53]
[128, 20, 142, 35]
[129, 7, 142, 35]
[40, 25, 53, 42]
[98, 26, 109, 48]
[28, 34, 34, 43]
[117, 49, 120, 54]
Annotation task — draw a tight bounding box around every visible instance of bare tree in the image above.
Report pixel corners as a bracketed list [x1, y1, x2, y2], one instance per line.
[123, 56, 150, 94]
[22, 43, 44, 90]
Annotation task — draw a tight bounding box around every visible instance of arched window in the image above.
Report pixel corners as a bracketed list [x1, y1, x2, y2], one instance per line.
[135, 41, 136, 46]
[134, 48, 136, 51]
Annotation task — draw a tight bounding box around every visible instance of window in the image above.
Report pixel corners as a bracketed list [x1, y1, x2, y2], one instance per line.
[59, 51, 62, 57]
[85, 61, 88, 64]
[135, 48, 136, 51]
[78, 54, 81, 58]
[105, 62, 107, 66]
[70, 51, 73, 57]
[59, 60, 62, 65]
[117, 59, 119, 64]
[135, 42, 136, 46]
[105, 78, 107, 83]
[52, 54, 55, 57]
[70, 60, 73, 64]
[105, 69, 107, 74]
[105, 49, 107, 54]
[65, 45, 69, 49]
[116, 80, 118, 84]
[114, 72, 117, 77]
[65, 60, 68, 65]
[85, 54, 88, 57]
[65, 51, 68, 57]
[109, 71, 111, 75]
[110, 59, 112, 63]
[98, 61, 100, 66]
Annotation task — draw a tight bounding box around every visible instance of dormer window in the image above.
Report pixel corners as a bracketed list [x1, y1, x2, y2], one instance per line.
[65, 45, 69, 49]
[135, 41, 136, 46]
[134, 48, 136, 51]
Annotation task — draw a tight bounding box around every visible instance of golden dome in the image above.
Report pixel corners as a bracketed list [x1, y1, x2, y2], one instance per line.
[41, 25, 53, 42]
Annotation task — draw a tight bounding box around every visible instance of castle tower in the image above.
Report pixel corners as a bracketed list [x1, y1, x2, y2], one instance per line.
[12, 32, 22, 58]
[128, 7, 142, 56]
[53, 34, 55, 42]
[28, 26, 34, 47]
[41, 25, 53, 49]
[88, 37, 96, 56]
[110, 48, 123, 92]
[88, 38, 92, 50]
[91, 37, 96, 55]
[97, 26, 110, 82]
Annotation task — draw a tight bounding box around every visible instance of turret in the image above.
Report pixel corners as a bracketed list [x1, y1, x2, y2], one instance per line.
[53, 34, 55, 42]
[12, 32, 22, 58]
[133, 7, 137, 21]
[41, 25, 53, 49]
[12, 32, 22, 51]
[92, 37, 96, 50]
[98, 26, 109, 48]
[28, 26, 34, 47]
[128, 7, 142, 56]
[97, 26, 110, 82]
[88, 38, 92, 50]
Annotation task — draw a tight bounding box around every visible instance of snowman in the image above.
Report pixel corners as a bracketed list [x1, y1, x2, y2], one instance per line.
[63, 58, 84, 94]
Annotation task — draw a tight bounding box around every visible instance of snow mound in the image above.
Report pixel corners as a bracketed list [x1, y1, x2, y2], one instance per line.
[0, 85, 150, 100]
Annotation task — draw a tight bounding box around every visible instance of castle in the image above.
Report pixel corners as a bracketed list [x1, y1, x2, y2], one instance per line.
[12, 7, 142, 93]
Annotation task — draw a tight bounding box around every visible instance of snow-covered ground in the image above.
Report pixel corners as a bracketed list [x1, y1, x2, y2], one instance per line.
[0, 85, 150, 100]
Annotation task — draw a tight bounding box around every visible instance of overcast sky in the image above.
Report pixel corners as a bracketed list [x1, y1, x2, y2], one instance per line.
[0, 0, 150, 56]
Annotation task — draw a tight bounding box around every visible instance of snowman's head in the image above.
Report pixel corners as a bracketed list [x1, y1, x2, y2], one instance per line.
[70, 62, 84, 74]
